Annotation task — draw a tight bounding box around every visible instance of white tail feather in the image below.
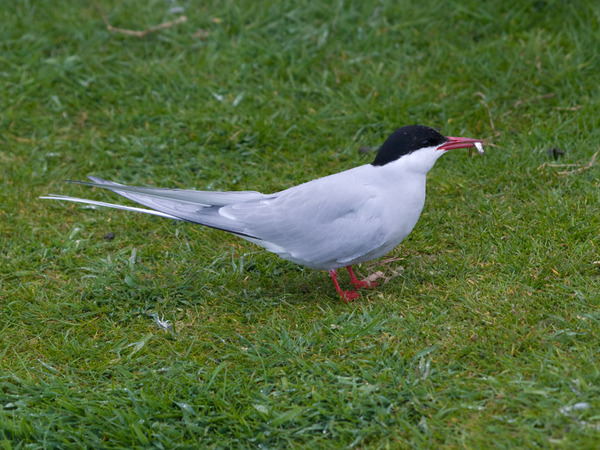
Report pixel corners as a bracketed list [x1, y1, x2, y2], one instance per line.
[39, 195, 180, 220]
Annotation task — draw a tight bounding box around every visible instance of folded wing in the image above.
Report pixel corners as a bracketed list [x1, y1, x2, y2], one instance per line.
[42, 172, 392, 270]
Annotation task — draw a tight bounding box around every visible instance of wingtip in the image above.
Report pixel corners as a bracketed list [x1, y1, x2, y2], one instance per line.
[60, 177, 120, 188]
[61, 180, 93, 188]
[87, 176, 123, 187]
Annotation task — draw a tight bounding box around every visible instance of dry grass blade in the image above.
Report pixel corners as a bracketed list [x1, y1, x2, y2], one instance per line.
[538, 151, 599, 175]
[94, 1, 187, 37]
[556, 151, 598, 175]
[359, 257, 406, 285]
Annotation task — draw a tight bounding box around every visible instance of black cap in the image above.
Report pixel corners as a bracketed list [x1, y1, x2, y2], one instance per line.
[372, 125, 448, 166]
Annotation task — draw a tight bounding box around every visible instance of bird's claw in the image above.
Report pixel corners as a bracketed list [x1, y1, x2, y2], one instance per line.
[351, 279, 378, 289]
[340, 290, 360, 303]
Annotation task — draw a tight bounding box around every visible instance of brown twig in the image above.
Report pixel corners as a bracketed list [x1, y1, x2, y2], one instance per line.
[94, 1, 187, 37]
[554, 106, 583, 111]
[556, 151, 598, 175]
[7, 134, 34, 143]
[539, 151, 599, 175]
[358, 256, 406, 285]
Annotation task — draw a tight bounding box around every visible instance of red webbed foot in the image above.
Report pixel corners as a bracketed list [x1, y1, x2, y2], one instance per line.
[346, 266, 378, 289]
[351, 279, 378, 289]
[329, 269, 362, 302]
[329, 267, 379, 302]
[339, 290, 360, 303]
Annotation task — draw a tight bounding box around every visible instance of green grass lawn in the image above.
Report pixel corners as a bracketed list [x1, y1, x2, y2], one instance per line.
[2, 0, 600, 447]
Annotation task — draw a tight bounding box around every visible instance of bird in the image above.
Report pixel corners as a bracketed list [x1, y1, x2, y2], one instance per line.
[42, 125, 484, 302]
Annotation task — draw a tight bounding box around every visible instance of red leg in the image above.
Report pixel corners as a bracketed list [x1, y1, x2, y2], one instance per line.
[346, 265, 377, 289]
[329, 269, 360, 302]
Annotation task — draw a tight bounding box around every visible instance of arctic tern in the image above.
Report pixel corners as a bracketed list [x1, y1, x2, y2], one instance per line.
[42, 125, 484, 302]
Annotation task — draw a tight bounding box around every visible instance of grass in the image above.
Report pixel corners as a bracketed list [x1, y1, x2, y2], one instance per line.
[2, 0, 600, 447]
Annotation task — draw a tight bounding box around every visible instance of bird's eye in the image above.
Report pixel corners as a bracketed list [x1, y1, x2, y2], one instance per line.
[422, 139, 434, 147]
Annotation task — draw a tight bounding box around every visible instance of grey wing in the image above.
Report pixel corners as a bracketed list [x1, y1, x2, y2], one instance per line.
[43, 175, 396, 269]
[56, 177, 272, 238]
[220, 180, 389, 269]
